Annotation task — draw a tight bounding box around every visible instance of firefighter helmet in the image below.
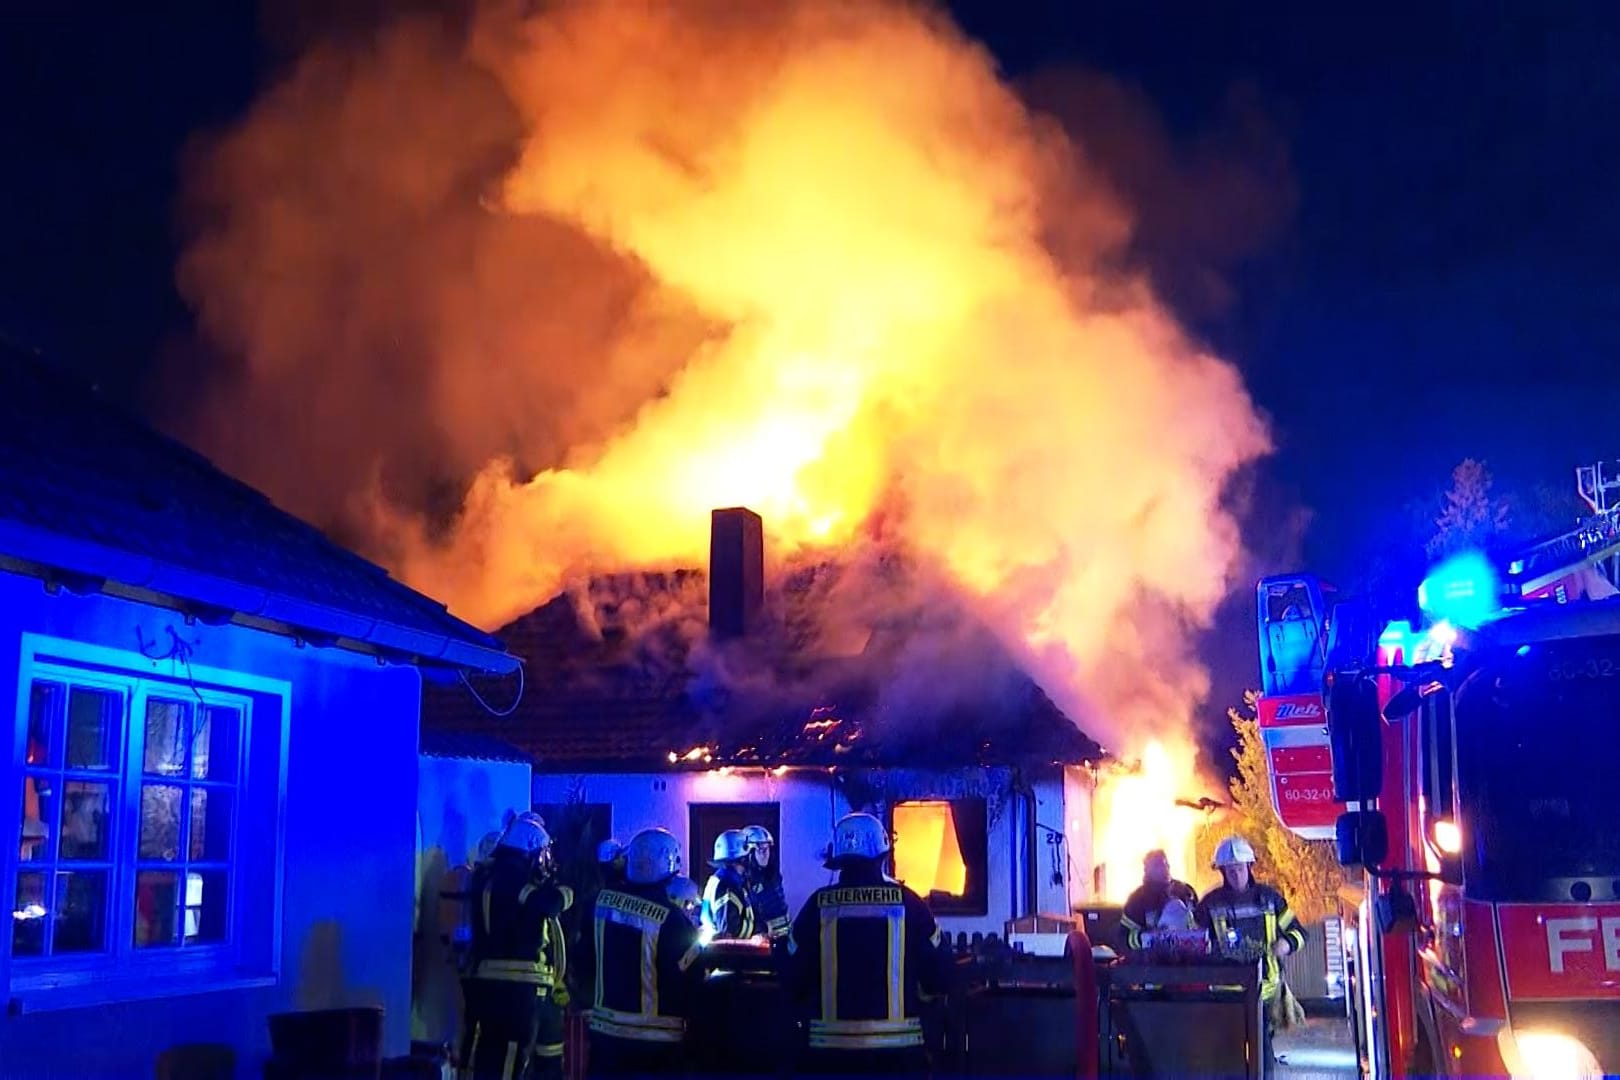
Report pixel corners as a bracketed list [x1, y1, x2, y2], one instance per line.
[711, 828, 749, 865]
[1212, 836, 1257, 869]
[666, 876, 702, 926]
[626, 828, 683, 885]
[827, 812, 890, 866]
[597, 838, 626, 865]
[743, 824, 774, 867]
[498, 814, 551, 857]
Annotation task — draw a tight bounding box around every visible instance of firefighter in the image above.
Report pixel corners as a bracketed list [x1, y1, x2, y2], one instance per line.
[701, 829, 755, 942]
[666, 876, 703, 927]
[587, 827, 703, 1075]
[785, 812, 951, 1078]
[461, 812, 574, 1080]
[741, 824, 791, 947]
[1195, 836, 1306, 1077]
[1119, 848, 1199, 952]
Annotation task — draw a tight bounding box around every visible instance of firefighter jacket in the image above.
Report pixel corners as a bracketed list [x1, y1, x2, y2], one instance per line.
[785, 864, 951, 1052]
[748, 863, 791, 942]
[587, 883, 703, 1044]
[571, 868, 624, 1005]
[1119, 878, 1199, 951]
[1194, 881, 1306, 1001]
[467, 851, 574, 994]
[701, 865, 754, 940]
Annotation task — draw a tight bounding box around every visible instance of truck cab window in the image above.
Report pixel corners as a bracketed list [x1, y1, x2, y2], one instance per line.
[1419, 693, 1456, 824]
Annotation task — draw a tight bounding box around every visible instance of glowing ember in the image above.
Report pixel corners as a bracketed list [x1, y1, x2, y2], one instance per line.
[802, 717, 842, 740]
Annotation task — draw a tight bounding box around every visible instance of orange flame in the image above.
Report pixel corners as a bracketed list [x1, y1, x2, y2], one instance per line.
[180, 1, 1270, 877]
[399, 3, 1265, 738]
[1092, 738, 1207, 902]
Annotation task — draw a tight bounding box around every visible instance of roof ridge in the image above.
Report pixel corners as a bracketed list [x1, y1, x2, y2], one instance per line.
[5, 345, 473, 627]
[0, 342, 512, 671]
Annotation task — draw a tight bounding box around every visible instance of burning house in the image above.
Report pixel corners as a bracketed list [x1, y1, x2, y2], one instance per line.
[425, 508, 1106, 946]
[0, 350, 518, 1074]
[173, 0, 1267, 971]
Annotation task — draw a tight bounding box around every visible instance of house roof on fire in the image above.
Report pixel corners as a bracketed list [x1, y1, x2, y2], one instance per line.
[0, 345, 516, 674]
[425, 563, 1102, 771]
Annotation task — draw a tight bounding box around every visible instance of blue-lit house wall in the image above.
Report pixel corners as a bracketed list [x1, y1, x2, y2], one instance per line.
[0, 568, 423, 1074]
[412, 753, 531, 1046]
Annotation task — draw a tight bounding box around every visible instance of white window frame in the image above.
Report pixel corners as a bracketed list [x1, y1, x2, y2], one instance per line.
[6, 632, 289, 1010]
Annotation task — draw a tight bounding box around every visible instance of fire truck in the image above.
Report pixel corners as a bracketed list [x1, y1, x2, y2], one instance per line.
[1256, 464, 1620, 1079]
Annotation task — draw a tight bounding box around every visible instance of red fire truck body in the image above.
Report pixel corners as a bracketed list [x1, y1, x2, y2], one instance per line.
[1257, 486, 1620, 1079]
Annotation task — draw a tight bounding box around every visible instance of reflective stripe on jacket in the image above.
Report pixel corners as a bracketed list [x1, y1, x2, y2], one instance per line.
[786, 868, 950, 1051]
[1195, 882, 1306, 1001]
[590, 885, 702, 1043]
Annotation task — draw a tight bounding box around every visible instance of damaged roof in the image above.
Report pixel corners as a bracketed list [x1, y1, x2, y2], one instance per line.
[0, 346, 516, 674]
[425, 566, 1100, 771]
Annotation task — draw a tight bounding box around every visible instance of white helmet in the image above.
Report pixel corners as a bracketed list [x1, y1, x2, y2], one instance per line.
[597, 838, 626, 865]
[711, 829, 749, 865]
[498, 814, 551, 857]
[1212, 836, 1257, 869]
[666, 876, 702, 926]
[741, 825, 774, 849]
[626, 828, 683, 885]
[828, 812, 890, 866]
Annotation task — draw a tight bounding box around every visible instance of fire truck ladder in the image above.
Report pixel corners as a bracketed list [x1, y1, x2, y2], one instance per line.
[1502, 462, 1620, 600]
[1260, 465, 1620, 697]
[1572, 461, 1620, 589]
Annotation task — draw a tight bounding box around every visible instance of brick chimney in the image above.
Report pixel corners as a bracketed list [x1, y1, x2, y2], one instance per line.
[709, 507, 763, 640]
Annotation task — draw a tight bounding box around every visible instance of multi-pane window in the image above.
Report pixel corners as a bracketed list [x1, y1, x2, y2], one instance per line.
[134, 697, 240, 948]
[16, 682, 122, 957]
[12, 669, 247, 969]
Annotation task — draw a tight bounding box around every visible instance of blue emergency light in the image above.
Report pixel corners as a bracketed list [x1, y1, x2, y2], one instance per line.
[1416, 550, 1501, 629]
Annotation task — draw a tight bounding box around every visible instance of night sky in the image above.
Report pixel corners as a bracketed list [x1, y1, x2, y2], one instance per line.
[4, 1, 1619, 732]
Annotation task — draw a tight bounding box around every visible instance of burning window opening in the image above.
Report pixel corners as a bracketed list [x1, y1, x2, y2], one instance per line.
[891, 800, 968, 899]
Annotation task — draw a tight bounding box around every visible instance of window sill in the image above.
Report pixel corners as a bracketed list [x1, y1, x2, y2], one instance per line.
[8, 970, 277, 1014]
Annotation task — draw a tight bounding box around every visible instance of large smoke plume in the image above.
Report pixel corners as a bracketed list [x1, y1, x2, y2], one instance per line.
[173, 0, 1278, 767]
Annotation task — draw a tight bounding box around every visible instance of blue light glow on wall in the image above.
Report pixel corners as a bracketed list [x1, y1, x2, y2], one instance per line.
[0, 568, 424, 1073]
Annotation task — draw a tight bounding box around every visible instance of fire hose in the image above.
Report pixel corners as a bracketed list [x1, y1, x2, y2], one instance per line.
[1067, 927, 1099, 1080]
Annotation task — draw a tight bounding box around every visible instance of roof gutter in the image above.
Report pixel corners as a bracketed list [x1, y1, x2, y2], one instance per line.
[0, 520, 519, 676]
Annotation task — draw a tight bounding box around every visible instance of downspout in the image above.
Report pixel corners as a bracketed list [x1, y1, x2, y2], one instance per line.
[1010, 771, 1039, 919]
[1009, 786, 1025, 919]
[1022, 787, 1038, 917]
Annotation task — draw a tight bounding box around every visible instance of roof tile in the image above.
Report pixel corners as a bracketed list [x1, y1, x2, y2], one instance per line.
[0, 347, 510, 670]
[425, 570, 1100, 771]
